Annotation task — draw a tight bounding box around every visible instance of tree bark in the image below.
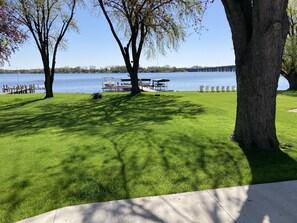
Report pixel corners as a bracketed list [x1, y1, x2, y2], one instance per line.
[286, 72, 297, 90]
[130, 55, 141, 95]
[42, 52, 54, 98]
[127, 67, 141, 95]
[44, 68, 54, 98]
[234, 48, 280, 150]
[222, 0, 289, 150]
[130, 74, 141, 95]
[123, 45, 141, 95]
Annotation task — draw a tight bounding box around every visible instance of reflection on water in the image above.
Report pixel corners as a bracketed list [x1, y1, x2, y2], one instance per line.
[0, 72, 289, 93]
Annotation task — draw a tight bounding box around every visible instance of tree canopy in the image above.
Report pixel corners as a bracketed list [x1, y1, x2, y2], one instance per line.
[11, 0, 80, 98]
[98, 0, 207, 94]
[0, 1, 27, 66]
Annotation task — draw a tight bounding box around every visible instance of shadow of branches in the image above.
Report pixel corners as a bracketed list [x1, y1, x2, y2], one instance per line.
[0, 94, 204, 137]
[4, 93, 297, 222]
[1, 93, 208, 222]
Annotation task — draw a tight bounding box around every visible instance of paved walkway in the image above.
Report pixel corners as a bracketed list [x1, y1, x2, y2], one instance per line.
[18, 181, 297, 223]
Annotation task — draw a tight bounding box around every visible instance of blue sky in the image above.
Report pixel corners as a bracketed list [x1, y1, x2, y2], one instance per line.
[3, 0, 234, 70]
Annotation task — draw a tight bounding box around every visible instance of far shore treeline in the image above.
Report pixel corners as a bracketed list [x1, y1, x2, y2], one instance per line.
[0, 65, 236, 74]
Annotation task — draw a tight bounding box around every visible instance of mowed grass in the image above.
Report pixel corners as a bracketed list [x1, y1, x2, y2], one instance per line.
[0, 91, 297, 222]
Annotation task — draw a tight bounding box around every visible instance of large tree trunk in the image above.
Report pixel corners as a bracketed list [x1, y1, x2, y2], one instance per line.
[234, 45, 280, 150]
[124, 52, 141, 95]
[44, 67, 54, 98]
[41, 51, 54, 98]
[222, 0, 289, 150]
[128, 69, 141, 95]
[286, 72, 297, 90]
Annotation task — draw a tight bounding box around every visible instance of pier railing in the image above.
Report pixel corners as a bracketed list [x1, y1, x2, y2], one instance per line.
[2, 84, 44, 94]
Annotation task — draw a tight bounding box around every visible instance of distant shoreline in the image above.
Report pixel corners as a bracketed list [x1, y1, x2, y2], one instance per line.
[0, 65, 236, 74]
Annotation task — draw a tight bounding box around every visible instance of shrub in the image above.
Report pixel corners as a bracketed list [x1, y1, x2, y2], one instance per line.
[92, 92, 102, 100]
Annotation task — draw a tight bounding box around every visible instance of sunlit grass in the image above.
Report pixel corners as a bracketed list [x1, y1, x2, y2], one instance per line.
[0, 91, 297, 222]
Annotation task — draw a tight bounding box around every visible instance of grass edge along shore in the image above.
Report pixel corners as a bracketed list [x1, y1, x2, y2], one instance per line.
[0, 91, 297, 222]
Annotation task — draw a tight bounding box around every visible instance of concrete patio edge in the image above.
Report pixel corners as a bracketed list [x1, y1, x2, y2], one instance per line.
[17, 180, 297, 223]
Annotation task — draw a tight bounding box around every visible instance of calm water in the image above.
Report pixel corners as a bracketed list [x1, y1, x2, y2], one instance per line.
[0, 72, 289, 93]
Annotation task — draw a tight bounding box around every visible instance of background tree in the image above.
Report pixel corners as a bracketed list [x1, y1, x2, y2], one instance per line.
[98, 0, 206, 95]
[282, 0, 297, 90]
[0, 0, 27, 66]
[11, 0, 80, 98]
[221, 0, 289, 150]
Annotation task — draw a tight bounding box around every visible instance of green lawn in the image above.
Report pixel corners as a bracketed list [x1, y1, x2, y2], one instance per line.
[1, 91, 297, 222]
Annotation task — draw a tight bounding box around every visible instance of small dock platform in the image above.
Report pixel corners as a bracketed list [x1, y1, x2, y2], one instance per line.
[102, 77, 170, 92]
[2, 84, 45, 94]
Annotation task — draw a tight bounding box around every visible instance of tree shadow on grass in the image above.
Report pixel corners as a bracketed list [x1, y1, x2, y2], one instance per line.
[52, 134, 252, 223]
[161, 136, 297, 222]
[0, 98, 44, 110]
[65, 132, 248, 222]
[143, 134, 297, 222]
[1, 94, 208, 222]
[34, 132, 245, 223]
[4, 94, 297, 222]
[55, 145, 125, 202]
[1, 185, 26, 223]
[0, 94, 204, 137]
[0, 170, 32, 223]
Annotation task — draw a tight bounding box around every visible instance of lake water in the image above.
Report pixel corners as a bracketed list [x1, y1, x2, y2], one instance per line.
[0, 72, 289, 93]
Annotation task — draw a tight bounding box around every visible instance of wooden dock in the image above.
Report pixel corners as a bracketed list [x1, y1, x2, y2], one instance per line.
[2, 84, 44, 94]
[102, 77, 169, 92]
